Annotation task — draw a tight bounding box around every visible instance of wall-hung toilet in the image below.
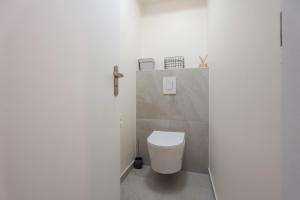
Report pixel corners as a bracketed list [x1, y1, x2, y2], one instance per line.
[147, 131, 185, 174]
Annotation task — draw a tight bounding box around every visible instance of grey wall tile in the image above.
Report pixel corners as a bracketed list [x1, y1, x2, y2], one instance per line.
[168, 120, 208, 173]
[137, 69, 208, 122]
[137, 71, 172, 120]
[184, 121, 208, 173]
[136, 69, 209, 174]
[169, 71, 209, 122]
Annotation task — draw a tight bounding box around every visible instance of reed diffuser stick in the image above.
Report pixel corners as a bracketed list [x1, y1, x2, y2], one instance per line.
[199, 55, 208, 68]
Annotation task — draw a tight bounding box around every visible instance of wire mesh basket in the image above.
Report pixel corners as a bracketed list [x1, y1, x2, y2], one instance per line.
[164, 56, 185, 70]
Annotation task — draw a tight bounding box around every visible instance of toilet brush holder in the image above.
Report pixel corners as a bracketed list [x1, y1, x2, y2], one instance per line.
[134, 139, 143, 169]
[133, 157, 143, 169]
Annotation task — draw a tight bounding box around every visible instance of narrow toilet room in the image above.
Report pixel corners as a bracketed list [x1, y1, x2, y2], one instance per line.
[120, 0, 212, 199]
[1, 0, 295, 199]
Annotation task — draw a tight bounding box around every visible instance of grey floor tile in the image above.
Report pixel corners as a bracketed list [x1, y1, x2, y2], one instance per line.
[121, 166, 214, 200]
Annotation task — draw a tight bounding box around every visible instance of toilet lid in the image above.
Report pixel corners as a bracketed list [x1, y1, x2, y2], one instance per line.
[147, 131, 185, 147]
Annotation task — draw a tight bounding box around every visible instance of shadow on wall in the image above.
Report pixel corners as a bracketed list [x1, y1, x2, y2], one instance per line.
[140, 0, 207, 16]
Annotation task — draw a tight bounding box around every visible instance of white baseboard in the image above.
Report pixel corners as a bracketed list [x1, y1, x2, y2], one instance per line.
[120, 160, 135, 182]
[208, 168, 218, 200]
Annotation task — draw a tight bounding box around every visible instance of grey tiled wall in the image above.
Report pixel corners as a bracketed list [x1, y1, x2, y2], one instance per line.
[136, 69, 209, 173]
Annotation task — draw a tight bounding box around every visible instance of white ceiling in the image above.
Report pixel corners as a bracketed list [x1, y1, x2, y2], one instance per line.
[139, 0, 200, 5]
[139, 0, 162, 3]
[139, 0, 177, 4]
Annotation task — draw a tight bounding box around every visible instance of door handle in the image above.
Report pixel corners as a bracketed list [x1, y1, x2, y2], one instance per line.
[113, 65, 124, 96]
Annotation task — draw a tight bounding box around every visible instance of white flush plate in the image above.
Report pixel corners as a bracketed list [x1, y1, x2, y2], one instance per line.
[163, 77, 176, 94]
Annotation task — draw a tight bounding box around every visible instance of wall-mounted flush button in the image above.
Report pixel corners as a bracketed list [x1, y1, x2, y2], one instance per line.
[163, 77, 176, 94]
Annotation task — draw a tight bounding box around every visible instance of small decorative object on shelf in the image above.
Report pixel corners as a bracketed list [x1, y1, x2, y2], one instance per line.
[199, 55, 208, 68]
[138, 58, 155, 71]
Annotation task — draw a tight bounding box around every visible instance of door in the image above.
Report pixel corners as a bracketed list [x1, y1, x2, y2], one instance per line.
[0, 0, 120, 200]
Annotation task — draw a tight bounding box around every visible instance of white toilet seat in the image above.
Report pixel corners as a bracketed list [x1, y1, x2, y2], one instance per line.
[147, 131, 185, 149]
[147, 131, 185, 174]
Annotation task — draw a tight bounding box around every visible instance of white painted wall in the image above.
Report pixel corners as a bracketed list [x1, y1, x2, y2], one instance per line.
[0, 4, 12, 199]
[281, 0, 300, 199]
[0, 135, 6, 200]
[140, 0, 207, 69]
[208, 0, 281, 200]
[120, 0, 140, 174]
[0, 77, 5, 200]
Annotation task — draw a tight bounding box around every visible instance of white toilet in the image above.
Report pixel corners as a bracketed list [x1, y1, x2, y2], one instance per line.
[147, 131, 185, 174]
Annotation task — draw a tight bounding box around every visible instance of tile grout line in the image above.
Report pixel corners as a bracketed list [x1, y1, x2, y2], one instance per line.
[208, 168, 218, 200]
[120, 160, 135, 183]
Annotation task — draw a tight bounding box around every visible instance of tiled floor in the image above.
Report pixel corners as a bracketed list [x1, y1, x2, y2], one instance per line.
[121, 165, 214, 200]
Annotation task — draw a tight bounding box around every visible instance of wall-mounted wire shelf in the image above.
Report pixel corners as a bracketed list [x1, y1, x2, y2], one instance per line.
[164, 56, 185, 70]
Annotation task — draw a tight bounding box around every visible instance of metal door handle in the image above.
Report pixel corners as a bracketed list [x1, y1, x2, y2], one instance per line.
[113, 65, 124, 96]
[114, 71, 124, 78]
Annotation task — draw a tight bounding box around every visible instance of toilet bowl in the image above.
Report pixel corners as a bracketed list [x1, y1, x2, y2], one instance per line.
[147, 131, 185, 174]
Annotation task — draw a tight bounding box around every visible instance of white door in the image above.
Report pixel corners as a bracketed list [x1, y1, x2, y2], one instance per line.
[0, 0, 120, 200]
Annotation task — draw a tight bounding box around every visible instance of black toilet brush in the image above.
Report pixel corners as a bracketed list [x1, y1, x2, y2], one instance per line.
[133, 139, 143, 169]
